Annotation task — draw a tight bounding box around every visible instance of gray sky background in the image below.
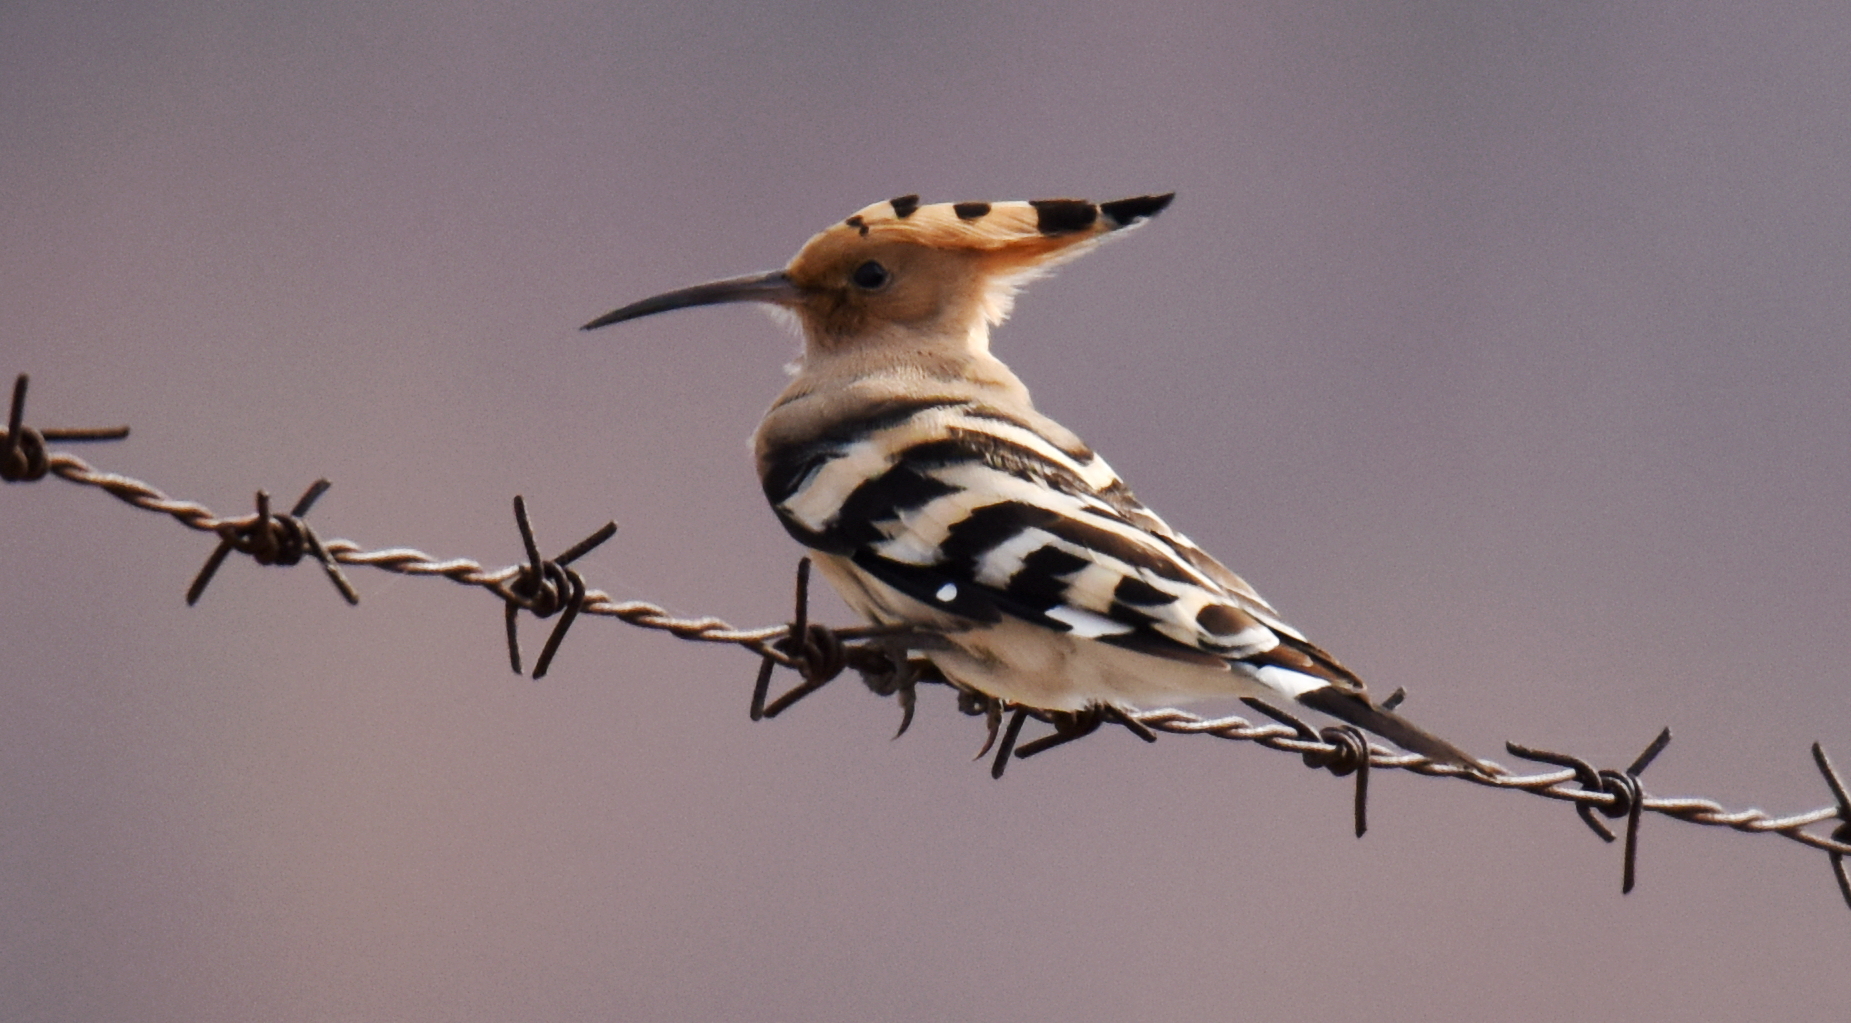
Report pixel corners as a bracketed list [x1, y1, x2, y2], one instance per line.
[5, 1, 1849, 1019]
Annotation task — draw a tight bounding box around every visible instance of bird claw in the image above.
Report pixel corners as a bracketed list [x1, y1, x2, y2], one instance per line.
[892, 684, 916, 739]
[970, 694, 1003, 760]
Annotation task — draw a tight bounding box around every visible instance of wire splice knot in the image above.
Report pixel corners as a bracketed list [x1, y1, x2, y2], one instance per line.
[1245, 697, 1375, 838]
[1507, 727, 1671, 894]
[186, 480, 357, 606]
[2, 374, 129, 483]
[1812, 743, 1851, 910]
[752, 559, 852, 720]
[501, 495, 617, 680]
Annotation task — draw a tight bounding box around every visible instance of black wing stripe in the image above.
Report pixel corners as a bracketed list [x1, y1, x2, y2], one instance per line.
[1000, 540, 1094, 611]
[828, 462, 962, 548]
[1113, 575, 1174, 607]
[1099, 629, 1235, 666]
[1039, 514, 1193, 584]
[849, 550, 1002, 622]
[936, 501, 1061, 576]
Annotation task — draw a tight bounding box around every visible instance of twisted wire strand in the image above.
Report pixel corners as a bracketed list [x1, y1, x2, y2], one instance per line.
[27, 449, 1851, 874]
[1126, 709, 1850, 856]
[48, 452, 814, 651]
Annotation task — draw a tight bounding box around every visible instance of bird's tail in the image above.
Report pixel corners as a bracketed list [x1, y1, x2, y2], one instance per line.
[1295, 686, 1483, 772]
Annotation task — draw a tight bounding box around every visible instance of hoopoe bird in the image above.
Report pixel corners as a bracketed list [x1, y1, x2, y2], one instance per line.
[584, 194, 1478, 768]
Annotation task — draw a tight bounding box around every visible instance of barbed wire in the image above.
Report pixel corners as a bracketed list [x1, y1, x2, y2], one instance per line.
[5, 372, 1848, 912]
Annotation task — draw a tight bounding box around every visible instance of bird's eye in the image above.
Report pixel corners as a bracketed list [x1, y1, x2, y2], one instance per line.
[850, 260, 891, 291]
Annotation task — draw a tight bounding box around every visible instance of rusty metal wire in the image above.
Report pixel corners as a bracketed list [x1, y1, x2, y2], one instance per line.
[6, 372, 1850, 912]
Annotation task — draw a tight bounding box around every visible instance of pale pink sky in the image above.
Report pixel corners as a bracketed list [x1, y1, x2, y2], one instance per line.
[4, 1, 1849, 1019]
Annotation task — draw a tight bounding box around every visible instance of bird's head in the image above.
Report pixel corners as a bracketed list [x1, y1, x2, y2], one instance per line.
[581, 194, 1173, 355]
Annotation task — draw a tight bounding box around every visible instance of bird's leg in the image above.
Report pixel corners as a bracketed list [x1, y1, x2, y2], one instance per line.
[856, 640, 922, 739]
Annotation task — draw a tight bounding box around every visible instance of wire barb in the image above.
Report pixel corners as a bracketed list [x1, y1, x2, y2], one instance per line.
[752, 558, 850, 719]
[1813, 743, 1851, 910]
[1506, 728, 1671, 894]
[1013, 708, 1106, 760]
[1244, 697, 1374, 838]
[500, 495, 617, 679]
[991, 707, 1029, 780]
[1103, 704, 1159, 744]
[1004, 703, 1162, 769]
[185, 479, 357, 606]
[2, 374, 129, 483]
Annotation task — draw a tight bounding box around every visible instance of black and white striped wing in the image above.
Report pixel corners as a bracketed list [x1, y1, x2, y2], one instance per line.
[760, 400, 1308, 668]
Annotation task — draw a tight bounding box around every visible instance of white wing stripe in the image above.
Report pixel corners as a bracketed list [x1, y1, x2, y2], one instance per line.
[1045, 605, 1134, 637]
[972, 526, 1058, 588]
[781, 438, 897, 532]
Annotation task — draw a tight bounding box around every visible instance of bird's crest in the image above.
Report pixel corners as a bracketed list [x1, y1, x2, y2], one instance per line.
[785, 194, 1175, 336]
[798, 193, 1174, 274]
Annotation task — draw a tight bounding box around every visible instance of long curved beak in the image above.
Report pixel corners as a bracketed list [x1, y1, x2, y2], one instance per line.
[580, 270, 800, 331]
